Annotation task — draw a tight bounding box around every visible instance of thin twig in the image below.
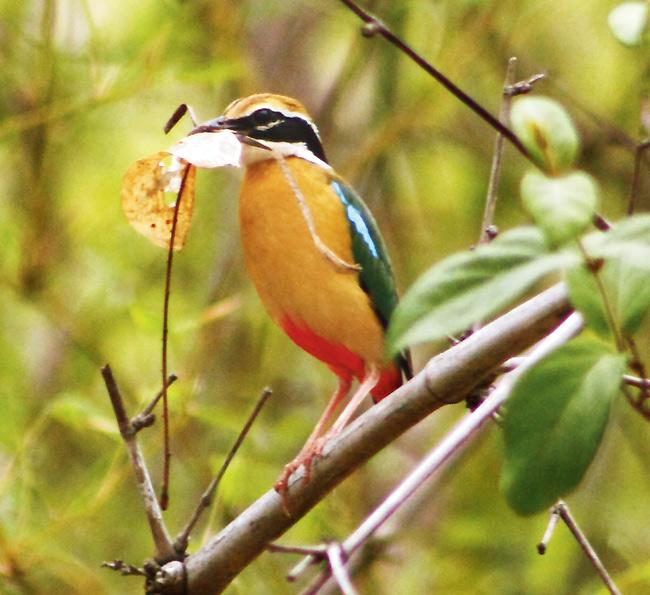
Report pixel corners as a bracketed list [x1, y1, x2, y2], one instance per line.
[299, 543, 359, 595]
[100, 365, 176, 562]
[163, 103, 199, 134]
[160, 162, 193, 511]
[479, 58, 517, 245]
[626, 338, 649, 402]
[276, 154, 361, 272]
[131, 374, 179, 432]
[537, 505, 562, 554]
[267, 543, 328, 557]
[504, 73, 546, 97]
[325, 543, 358, 595]
[101, 560, 147, 577]
[576, 239, 624, 352]
[499, 356, 526, 373]
[622, 367, 650, 421]
[290, 554, 322, 584]
[293, 313, 584, 588]
[337, 0, 532, 161]
[622, 384, 650, 421]
[627, 139, 650, 215]
[554, 501, 622, 595]
[623, 374, 650, 390]
[173, 388, 273, 553]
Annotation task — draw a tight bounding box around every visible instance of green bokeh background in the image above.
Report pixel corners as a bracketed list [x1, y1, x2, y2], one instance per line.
[1, 1, 649, 593]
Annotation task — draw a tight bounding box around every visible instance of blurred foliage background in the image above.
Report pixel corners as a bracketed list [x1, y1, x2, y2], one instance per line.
[1, 0, 649, 593]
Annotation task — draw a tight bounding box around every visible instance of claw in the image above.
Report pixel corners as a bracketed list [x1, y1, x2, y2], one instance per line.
[272, 368, 379, 516]
[273, 443, 326, 516]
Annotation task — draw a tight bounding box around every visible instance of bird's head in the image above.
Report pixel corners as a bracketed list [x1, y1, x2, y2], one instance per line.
[194, 93, 328, 167]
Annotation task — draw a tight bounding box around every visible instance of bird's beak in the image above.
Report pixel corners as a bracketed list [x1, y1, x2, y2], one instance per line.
[188, 115, 270, 151]
[189, 116, 234, 135]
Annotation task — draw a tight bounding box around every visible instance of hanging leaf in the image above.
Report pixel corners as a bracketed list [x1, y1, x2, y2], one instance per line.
[566, 256, 650, 338]
[120, 151, 196, 251]
[585, 214, 650, 269]
[387, 227, 579, 354]
[521, 169, 599, 247]
[500, 338, 626, 515]
[510, 96, 580, 175]
[608, 2, 648, 47]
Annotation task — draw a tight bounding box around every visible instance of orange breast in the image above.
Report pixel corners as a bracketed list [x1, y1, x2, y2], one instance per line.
[238, 158, 387, 374]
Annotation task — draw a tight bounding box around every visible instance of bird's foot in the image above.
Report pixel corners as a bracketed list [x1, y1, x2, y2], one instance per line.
[274, 440, 328, 516]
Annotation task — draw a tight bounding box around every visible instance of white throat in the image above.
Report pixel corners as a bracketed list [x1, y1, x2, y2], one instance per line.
[241, 140, 331, 170]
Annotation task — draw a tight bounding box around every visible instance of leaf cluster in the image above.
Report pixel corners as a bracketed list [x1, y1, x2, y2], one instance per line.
[390, 200, 650, 514]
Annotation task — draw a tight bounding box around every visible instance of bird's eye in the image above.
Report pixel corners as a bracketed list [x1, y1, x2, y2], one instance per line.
[251, 108, 277, 126]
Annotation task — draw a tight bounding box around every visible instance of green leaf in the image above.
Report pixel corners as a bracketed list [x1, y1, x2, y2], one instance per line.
[608, 2, 648, 47]
[585, 214, 650, 269]
[510, 96, 580, 174]
[387, 227, 579, 354]
[500, 338, 626, 515]
[566, 257, 650, 337]
[521, 170, 599, 247]
[574, 215, 650, 336]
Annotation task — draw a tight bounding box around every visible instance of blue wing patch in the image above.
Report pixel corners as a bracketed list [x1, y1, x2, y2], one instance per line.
[330, 179, 396, 328]
[343, 204, 379, 258]
[330, 178, 412, 379]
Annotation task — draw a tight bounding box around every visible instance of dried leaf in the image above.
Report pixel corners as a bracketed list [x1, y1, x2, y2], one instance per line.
[121, 151, 196, 251]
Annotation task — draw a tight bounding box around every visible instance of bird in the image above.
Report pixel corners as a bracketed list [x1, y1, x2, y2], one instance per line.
[196, 93, 411, 506]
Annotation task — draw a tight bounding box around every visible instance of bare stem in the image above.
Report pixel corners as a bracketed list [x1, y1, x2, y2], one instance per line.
[174, 388, 273, 554]
[267, 543, 328, 557]
[160, 162, 193, 511]
[337, 0, 532, 161]
[537, 505, 561, 554]
[554, 501, 621, 595]
[479, 57, 518, 246]
[164, 103, 199, 134]
[622, 386, 650, 421]
[101, 365, 176, 562]
[325, 543, 358, 595]
[130, 374, 179, 431]
[627, 139, 650, 216]
[576, 239, 624, 352]
[625, 338, 649, 403]
[623, 374, 650, 390]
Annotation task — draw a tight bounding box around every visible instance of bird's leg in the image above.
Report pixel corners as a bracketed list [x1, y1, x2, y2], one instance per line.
[316, 364, 380, 447]
[274, 376, 351, 507]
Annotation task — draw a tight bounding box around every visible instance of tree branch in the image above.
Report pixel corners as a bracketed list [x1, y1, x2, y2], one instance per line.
[539, 501, 621, 595]
[336, 0, 533, 161]
[299, 312, 583, 592]
[157, 283, 571, 593]
[101, 365, 176, 563]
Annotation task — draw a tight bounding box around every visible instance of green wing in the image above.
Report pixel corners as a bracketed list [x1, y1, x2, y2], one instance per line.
[330, 179, 412, 377]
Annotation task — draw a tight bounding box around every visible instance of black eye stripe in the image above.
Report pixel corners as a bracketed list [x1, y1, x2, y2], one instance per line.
[250, 108, 279, 127]
[225, 109, 328, 163]
[248, 116, 327, 163]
